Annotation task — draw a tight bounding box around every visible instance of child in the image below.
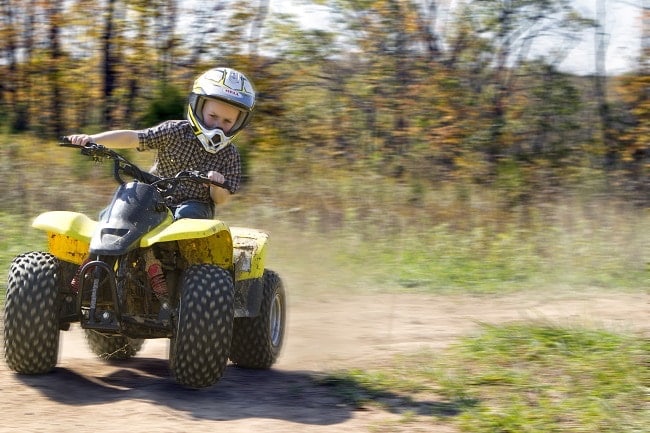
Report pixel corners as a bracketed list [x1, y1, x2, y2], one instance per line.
[66, 67, 256, 219]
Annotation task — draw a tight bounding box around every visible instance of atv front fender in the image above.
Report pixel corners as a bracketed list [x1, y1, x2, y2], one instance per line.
[141, 218, 233, 270]
[32, 211, 95, 264]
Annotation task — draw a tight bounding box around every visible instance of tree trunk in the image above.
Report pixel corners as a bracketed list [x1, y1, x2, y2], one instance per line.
[48, 2, 63, 137]
[102, 0, 117, 128]
[594, 0, 616, 169]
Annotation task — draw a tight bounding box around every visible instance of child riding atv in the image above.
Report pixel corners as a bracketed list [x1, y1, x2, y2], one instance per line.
[67, 66, 255, 219]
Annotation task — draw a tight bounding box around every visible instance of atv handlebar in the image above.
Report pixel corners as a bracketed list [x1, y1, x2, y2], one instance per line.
[58, 137, 227, 191]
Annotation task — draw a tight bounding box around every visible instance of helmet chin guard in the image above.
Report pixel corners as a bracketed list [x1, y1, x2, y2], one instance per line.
[187, 104, 231, 154]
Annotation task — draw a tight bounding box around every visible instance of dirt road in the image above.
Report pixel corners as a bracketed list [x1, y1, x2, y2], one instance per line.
[1, 289, 648, 433]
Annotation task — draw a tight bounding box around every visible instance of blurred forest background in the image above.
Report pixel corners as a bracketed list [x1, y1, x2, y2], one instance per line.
[0, 0, 649, 292]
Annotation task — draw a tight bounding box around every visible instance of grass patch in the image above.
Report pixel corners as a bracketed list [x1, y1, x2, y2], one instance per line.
[438, 324, 650, 432]
[319, 324, 649, 432]
[338, 214, 650, 294]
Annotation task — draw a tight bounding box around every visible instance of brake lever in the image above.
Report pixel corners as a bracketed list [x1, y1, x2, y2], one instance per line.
[177, 170, 226, 188]
[176, 170, 204, 179]
[59, 138, 81, 149]
[58, 138, 106, 163]
[79, 143, 103, 156]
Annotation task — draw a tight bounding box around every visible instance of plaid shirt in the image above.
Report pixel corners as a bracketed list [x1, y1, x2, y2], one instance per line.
[137, 120, 241, 205]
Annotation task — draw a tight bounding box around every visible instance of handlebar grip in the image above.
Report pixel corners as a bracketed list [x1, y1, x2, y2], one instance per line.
[210, 179, 228, 188]
[59, 136, 81, 148]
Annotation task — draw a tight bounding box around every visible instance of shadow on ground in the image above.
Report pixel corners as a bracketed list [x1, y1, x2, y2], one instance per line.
[16, 358, 351, 426]
[14, 356, 461, 426]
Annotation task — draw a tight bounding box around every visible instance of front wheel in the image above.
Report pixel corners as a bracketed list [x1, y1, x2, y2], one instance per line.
[230, 269, 286, 369]
[169, 264, 234, 388]
[4, 252, 63, 374]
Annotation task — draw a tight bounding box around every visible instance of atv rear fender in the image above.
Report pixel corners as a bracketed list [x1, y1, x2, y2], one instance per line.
[231, 227, 268, 280]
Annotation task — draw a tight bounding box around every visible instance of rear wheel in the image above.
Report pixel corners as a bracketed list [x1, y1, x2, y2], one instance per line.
[169, 264, 234, 388]
[85, 330, 144, 360]
[4, 252, 62, 374]
[230, 270, 286, 368]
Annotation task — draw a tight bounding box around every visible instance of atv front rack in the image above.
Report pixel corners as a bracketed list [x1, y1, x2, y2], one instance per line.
[75, 259, 172, 338]
[76, 260, 122, 332]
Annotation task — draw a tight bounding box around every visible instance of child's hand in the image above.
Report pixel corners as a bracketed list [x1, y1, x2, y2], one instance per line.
[65, 134, 93, 145]
[207, 171, 225, 184]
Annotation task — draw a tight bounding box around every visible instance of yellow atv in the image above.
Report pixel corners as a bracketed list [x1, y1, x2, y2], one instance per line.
[3, 141, 286, 388]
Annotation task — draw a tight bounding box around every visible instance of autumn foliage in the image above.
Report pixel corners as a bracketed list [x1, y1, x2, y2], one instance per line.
[0, 0, 647, 204]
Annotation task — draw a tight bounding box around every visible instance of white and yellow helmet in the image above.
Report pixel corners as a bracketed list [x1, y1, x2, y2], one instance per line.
[187, 67, 256, 153]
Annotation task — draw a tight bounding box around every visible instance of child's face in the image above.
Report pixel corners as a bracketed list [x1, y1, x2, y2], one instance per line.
[201, 99, 241, 134]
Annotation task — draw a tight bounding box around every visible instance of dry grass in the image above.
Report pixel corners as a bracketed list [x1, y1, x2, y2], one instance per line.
[1, 136, 649, 295]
